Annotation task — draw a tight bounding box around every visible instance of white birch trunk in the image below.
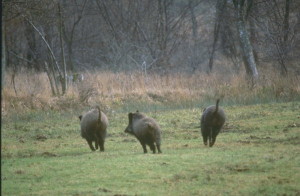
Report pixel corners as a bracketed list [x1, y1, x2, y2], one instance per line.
[235, 2, 258, 78]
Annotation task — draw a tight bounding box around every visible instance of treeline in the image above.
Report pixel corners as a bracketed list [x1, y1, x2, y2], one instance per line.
[3, 0, 300, 77]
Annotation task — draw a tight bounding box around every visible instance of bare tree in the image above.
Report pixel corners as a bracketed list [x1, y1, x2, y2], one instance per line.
[253, 0, 294, 75]
[233, 0, 258, 78]
[58, 2, 67, 94]
[2, 14, 6, 90]
[3, 0, 300, 78]
[61, 0, 87, 73]
[208, 0, 228, 73]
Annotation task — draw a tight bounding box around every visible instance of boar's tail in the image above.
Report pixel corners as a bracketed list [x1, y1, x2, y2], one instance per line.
[95, 106, 101, 124]
[214, 99, 220, 114]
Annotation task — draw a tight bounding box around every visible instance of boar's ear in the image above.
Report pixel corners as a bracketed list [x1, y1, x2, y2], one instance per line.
[79, 115, 82, 121]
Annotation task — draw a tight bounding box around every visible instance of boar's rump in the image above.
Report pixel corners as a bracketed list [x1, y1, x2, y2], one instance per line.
[79, 106, 108, 152]
[201, 99, 225, 147]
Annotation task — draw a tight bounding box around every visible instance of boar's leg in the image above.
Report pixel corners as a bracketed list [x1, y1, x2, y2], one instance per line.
[94, 134, 101, 152]
[94, 138, 99, 150]
[156, 144, 162, 154]
[208, 127, 214, 147]
[99, 138, 105, 152]
[137, 138, 147, 153]
[95, 134, 105, 152]
[209, 128, 219, 147]
[149, 143, 156, 154]
[202, 129, 209, 146]
[86, 139, 96, 151]
[140, 142, 147, 153]
[95, 142, 99, 150]
[209, 140, 215, 147]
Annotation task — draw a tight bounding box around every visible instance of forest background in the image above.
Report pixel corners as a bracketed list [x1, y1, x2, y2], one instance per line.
[2, 0, 300, 112]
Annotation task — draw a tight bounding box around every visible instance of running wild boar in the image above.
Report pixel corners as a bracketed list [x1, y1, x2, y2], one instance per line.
[79, 106, 108, 152]
[200, 99, 225, 147]
[124, 111, 162, 154]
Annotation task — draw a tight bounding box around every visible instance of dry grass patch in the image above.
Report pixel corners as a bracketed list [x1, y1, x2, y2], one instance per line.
[2, 69, 300, 114]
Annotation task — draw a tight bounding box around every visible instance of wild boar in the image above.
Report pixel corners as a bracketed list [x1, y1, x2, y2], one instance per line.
[200, 99, 225, 147]
[79, 106, 108, 152]
[124, 111, 162, 154]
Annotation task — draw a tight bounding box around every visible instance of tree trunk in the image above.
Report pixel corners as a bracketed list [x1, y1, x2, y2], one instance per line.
[25, 18, 63, 79]
[2, 16, 6, 90]
[156, 0, 169, 69]
[189, 0, 198, 40]
[44, 62, 56, 96]
[188, 0, 199, 71]
[58, 2, 67, 94]
[24, 22, 38, 71]
[49, 57, 60, 95]
[278, 0, 290, 75]
[208, 0, 227, 73]
[234, 1, 258, 78]
[61, 0, 87, 73]
[283, 0, 290, 43]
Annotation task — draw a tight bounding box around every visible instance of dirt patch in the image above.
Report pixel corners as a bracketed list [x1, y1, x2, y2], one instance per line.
[283, 123, 300, 132]
[247, 135, 272, 140]
[122, 138, 136, 143]
[98, 188, 111, 193]
[238, 135, 300, 145]
[237, 135, 272, 144]
[286, 123, 300, 128]
[226, 164, 250, 172]
[35, 134, 47, 141]
[41, 152, 58, 157]
[222, 124, 252, 133]
[274, 136, 300, 145]
[15, 170, 25, 175]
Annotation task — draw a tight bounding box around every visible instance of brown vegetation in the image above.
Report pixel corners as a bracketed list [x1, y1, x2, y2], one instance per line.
[2, 69, 300, 115]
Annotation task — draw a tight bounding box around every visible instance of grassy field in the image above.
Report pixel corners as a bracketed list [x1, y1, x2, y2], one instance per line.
[1, 101, 300, 196]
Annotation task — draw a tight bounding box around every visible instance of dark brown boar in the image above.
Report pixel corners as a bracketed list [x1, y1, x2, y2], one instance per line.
[79, 106, 108, 152]
[200, 99, 225, 147]
[124, 111, 162, 154]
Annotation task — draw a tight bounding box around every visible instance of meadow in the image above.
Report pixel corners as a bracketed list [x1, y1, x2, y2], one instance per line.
[1, 71, 300, 195]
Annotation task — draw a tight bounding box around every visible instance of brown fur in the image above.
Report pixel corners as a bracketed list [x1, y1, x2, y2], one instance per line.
[124, 111, 162, 154]
[200, 99, 225, 147]
[79, 106, 108, 152]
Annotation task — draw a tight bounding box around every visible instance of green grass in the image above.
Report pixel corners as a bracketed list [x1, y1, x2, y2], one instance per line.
[2, 102, 300, 196]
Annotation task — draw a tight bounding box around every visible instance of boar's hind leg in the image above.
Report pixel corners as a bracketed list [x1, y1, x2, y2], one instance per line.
[86, 139, 96, 151]
[149, 143, 156, 154]
[201, 129, 209, 146]
[95, 135, 104, 152]
[209, 128, 219, 147]
[156, 144, 162, 154]
[141, 142, 147, 153]
[99, 138, 105, 152]
[94, 139, 99, 150]
[208, 127, 215, 147]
